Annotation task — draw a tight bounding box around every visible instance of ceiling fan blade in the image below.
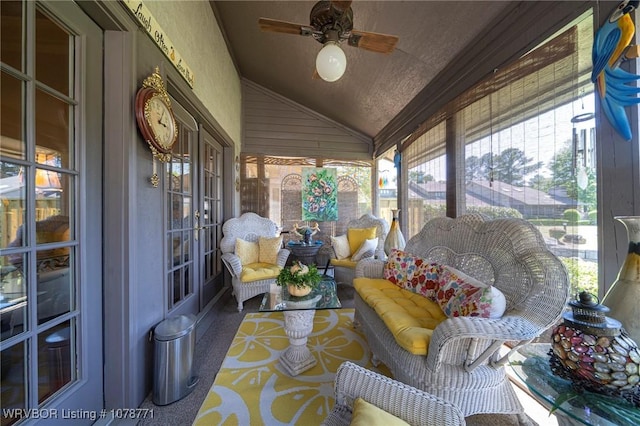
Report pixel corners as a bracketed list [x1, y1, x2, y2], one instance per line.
[330, 1, 353, 12]
[349, 30, 399, 54]
[312, 68, 321, 80]
[258, 17, 312, 36]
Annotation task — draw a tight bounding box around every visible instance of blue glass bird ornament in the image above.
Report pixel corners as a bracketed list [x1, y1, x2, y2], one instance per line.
[393, 150, 401, 170]
[592, 0, 640, 141]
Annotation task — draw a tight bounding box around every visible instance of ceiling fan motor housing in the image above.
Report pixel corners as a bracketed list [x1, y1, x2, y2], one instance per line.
[310, 1, 354, 44]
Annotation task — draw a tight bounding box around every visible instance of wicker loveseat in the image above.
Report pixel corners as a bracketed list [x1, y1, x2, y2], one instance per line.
[353, 214, 570, 417]
[322, 361, 465, 426]
[220, 213, 290, 311]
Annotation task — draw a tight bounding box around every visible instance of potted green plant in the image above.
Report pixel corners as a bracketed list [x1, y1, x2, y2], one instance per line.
[276, 261, 322, 297]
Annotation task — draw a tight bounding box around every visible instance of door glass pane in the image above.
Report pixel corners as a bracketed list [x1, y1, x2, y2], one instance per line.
[35, 9, 70, 95]
[35, 167, 68, 212]
[1, 163, 27, 342]
[170, 232, 182, 267]
[1, 161, 25, 250]
[182, 231, 191, 265]
[35, 89, 71, 169]
[166, 122, 194, 310]
[169, 195, 183, 229]
[1, 72, 25, 160]
[37, 319, 74, 402]
[1, 1, 23, 71]
[1, 341, 27, 425]
[0, 253, 27, 341]
[29, 170, 72, 326]
[37, 246, 72, 325]
[175, 125, 191, 195]
[172, 270, 180, 303]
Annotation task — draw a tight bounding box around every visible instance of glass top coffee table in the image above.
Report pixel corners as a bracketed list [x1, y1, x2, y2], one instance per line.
[259, 277, 341, 376]
[509, 343, 640, 426]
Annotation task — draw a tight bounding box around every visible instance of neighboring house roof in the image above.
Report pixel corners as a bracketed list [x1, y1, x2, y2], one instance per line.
[407, 181, 487, 206]
[406, 180, 577, 210]
[467, 180, 576, 207]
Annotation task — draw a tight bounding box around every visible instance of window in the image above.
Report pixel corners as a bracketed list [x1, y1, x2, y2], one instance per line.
[405, 122, 447, 237]
[377, 147, 398, 227]
[401, 12, 596, 296]
[1, 1, 82, 414]
[239, 155, 372, 251]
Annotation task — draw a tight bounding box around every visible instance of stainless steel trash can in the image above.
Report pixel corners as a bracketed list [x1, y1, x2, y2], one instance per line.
[153, 314, 199, 405]
[46, 327, 71, 393]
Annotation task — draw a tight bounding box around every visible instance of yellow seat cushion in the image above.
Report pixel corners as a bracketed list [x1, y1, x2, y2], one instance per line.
[347, 227, 377, 256]
[240, 263, 281, 282]
[330, 258, 358, 268]
[354, 278, 446, 355]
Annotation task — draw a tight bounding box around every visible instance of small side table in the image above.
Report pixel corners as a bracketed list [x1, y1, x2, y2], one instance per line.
[509, 343, 639, 426]
[287, 241, 323, 265]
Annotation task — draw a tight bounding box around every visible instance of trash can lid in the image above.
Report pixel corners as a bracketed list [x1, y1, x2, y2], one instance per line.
[45, 327, 70, 345]
[154, 314, 196, 341]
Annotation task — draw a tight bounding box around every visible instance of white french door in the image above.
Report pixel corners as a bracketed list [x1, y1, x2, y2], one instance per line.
[0, 0, 103, 424]
[166, 102, 199, 316]
[198, 129, 224, 309]
[166, 102, 224, 317]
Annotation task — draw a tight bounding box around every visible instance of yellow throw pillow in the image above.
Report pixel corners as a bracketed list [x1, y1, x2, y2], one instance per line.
[259, 236, 282, 264]
[350, 398, 409, 426]
[347, 227, 377, 256]
[236, 238, 259, 265]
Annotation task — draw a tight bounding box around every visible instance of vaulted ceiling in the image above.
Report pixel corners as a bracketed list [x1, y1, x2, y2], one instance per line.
[212, 1, 512, 143]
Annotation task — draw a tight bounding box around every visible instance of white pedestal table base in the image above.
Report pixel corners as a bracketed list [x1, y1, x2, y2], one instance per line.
[279, 309, 317, 376]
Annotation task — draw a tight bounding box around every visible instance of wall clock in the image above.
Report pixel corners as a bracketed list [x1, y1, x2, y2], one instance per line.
[135, 67, 178, 163]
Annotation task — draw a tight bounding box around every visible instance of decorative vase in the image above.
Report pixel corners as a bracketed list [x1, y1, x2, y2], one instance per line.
[287, 284, 312, 297]
[602, 216, 640, 347]
[549, 292, 640, 406]
[384, 209, 406, 256]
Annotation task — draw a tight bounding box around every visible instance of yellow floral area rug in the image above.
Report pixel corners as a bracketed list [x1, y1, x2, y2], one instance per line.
[193, 308, 389, 426]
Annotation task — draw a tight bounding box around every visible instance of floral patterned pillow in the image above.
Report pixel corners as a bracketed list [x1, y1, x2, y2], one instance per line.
[436, 265, 506, 318]
[383, 249, 441, 301]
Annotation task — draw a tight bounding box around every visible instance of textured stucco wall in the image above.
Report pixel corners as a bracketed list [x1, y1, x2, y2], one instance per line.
[145, 1, 241, 145]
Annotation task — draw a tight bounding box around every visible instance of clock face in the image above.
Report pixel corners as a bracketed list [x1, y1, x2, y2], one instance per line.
[146, 95, 177, 150]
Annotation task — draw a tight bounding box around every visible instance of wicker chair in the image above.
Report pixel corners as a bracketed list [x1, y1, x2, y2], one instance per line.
[329, 214, 389, 286]
[353, 214, 570, 417]
[220, 212, 290, 311]
[322, 361, 466, 426]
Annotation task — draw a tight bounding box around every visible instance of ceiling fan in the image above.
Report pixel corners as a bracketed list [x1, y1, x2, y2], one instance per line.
[258, 0, 399, 82]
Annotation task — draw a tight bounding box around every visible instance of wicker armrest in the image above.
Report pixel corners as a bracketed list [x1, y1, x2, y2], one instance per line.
[221, 252, 242, 277]
[324, 362, 465, 426]
[276, 248, 290, 267]
[428, 316, 541, 370]
[354, 258, 385, 278]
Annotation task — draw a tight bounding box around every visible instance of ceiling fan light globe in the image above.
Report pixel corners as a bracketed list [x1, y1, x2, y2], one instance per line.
[316, 42, 347, 82]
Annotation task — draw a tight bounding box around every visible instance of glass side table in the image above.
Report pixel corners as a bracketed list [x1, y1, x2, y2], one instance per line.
[509, 343, 640, 426]
[259, 277, 341, 376]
